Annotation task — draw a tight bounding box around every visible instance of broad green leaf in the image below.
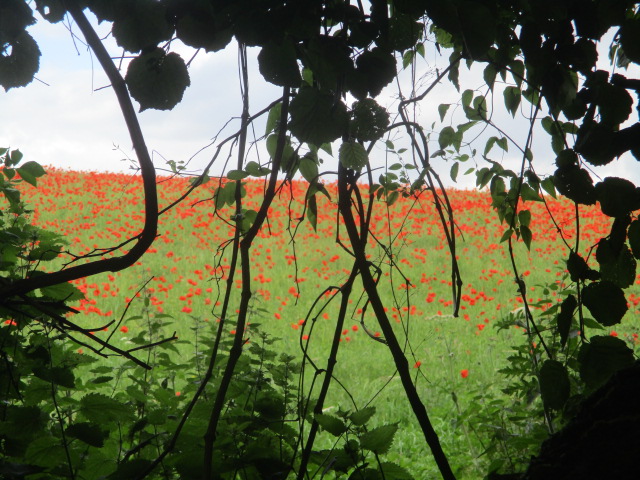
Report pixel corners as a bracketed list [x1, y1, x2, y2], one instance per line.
[360, 423, 398, 454]
[484, 64, 497, 89]
[108, 459, 154, 480]
[111, 2, 173, 53]
[541, 177, 557, 198]
[594, 177, 640, 218]
[378, 461, 415, 480]
[496, 137, 508, 152]
[314, 413, 347, 436]
[582, 281, 627, 326]
[520, 183, 542, 202]
[539, 360, 570, 410]
[16, 161, 45, 187]
[175, 10, 233, 52]
[339, 141, 368, 169]
[518, 210, 531, 228]
[578, 335, 634, 390]
[438, 126, 456, 150]
[258, 40, 302, 87]
[349, 406, 376, 426]
[503, 86, 521, 117]
[33, 366, 75, 388]
[0, 31, 41, 91]
[40, 281, 84, 301]
[244, 161, 271, 177]
[554, 166, 597, 205]
[299, 156, 319, 182]
[25, 436, 65, 468]
[557, 294, 576, 348]
[80, 393, 132, 424]
[289, 87, 348, 145]
[226, 170, 249, 181]
[125, 49, 190, 111]
[596, 239, 637, 289]
[66, 422, 107, 448]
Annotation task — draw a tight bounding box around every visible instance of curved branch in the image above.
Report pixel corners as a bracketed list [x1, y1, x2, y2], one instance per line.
[0, 1, 157, 298]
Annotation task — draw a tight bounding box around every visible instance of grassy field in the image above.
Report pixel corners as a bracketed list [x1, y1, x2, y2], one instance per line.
[22, 168, 639, 478]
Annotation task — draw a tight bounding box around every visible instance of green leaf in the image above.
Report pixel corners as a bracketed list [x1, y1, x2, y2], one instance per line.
[66, 422, 107, 448]
[314, 413, 347, 436]
[175, 10, 232, 52]
[111, 1, 173, 53]
[306, 194, 318, 231]
[628, 220, 640, 259]
[518, 210, 531, 228]
[557, 294, 577, 348]
[438, 126, 456, 150]
[25, 436, 65, 468]
[499, 228, 513, 243]
[339, 141, 368, 169]
[226, 170, 249, 181]
[539, 360, 570, 410]
[16, 161, 46, 187]
[80, 393, 132, 424]
[33, 366, 75, 388]
[596, 240, 637, 289]
[578, 335, 634, 390]
[265, 102, 282, 135]
[541, 177, 557, 198]
[108, 459, 153, 480]
[378, 462, 415, 480]
[450, 162, 459, 183]
[125, 49, 190, 112]
[594, 177, 640, 218]
[582, 281, 628, 326]
[484, 136, 498, 156]
[520, 183, 542, 202]
[0, 31, 41, 91]
[520, 225, 532, 250]
[299, 156, 319, 182]
[503, 86, 521, 117]
[40, 282, 84, 301]
[360, 423, 398, 454]
[289, 87, 348, 145]
[438, 104, 450, 122]
[258, 40, 302, 87]
[349, 406, 376, 426]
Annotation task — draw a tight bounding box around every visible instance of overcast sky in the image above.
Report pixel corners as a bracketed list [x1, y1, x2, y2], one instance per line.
[2, 11, 639, 190]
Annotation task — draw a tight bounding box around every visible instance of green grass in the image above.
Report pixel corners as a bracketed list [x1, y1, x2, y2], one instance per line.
[22, 168, 640, 478]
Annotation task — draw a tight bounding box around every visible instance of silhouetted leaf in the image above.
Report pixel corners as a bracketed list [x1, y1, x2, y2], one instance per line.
[582, 281, 627, 326]
[595, 177, 640, 218]
[557, 294, 576, 348]
[289, 87, 348, 145]
[0, 31, 40, 91]
[539, 360, 570, 410]
[628, 220, 640, 259]
[258, 40, 302, 87]
[111, 0, 173, 53]
[578, 335, 634, 390]
[125, 49, 190, 111]
[66, 422, 107, 448]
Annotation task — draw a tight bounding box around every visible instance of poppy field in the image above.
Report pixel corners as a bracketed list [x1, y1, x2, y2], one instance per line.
[19, 167, 640, 476]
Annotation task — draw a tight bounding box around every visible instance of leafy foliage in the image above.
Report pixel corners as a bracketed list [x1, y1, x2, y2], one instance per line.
[3, 0, 640, 479]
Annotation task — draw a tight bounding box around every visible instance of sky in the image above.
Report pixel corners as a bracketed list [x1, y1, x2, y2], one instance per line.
[2, 10, 639, 190]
